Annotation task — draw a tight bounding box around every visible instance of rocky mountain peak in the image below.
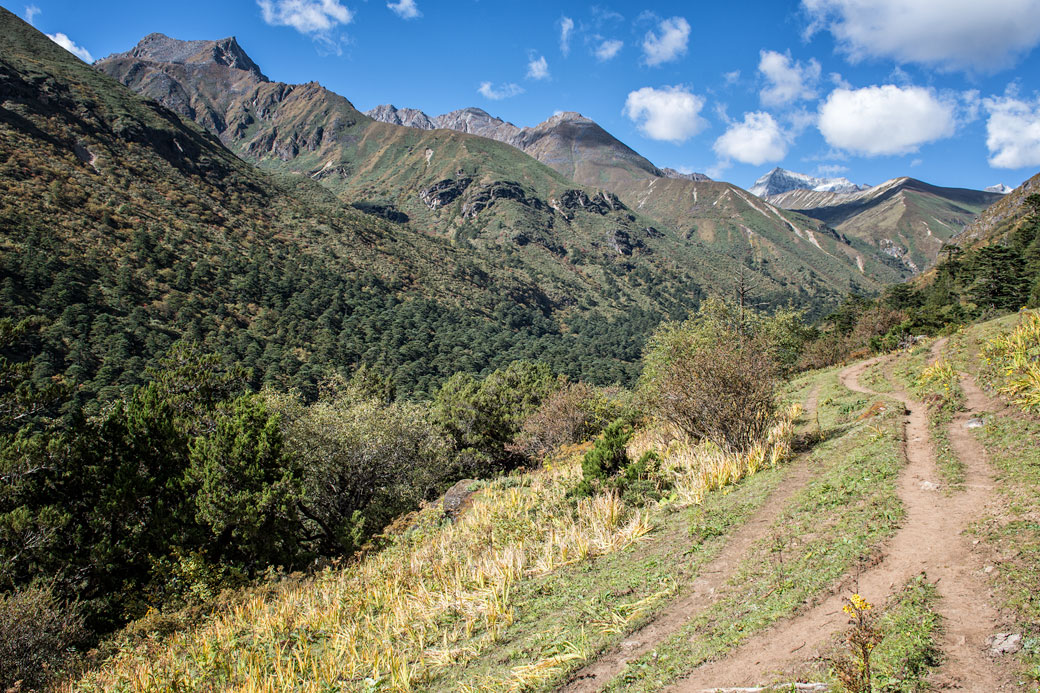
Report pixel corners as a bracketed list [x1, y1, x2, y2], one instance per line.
[750, 167, 869, 198]
[108, 32, 268, 81]
[985, 183, 1014, 194]
[365, 104, 435, 129]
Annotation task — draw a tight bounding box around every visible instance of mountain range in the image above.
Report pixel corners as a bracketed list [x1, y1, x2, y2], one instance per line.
[1, 11, 1020, 399]
[95, 33, 900, 310]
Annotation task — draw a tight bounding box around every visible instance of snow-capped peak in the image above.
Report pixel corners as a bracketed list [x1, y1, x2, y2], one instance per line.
[984, 183, 1013, 194]
[750, 167, 870, 198]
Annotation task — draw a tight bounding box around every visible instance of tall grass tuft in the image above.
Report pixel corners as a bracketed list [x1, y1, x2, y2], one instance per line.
[628, 404, 801, 505]
[981, 310, 1040, 414]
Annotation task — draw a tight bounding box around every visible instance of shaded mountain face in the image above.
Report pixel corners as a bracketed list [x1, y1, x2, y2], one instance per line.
[750, 167, 869, 197]
[764, 176, 1004, 274]
[97, 33, 892, 316]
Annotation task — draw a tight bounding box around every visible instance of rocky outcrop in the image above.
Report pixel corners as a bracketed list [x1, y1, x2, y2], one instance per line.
[419, 177, 472, 209]
[461, 181, 544, 218]
[555, 189, 626, 217]
[608, 229, 644, 256]
[365, 104, 435, 130]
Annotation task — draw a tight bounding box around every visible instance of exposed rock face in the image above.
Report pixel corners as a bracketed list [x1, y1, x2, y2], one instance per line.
[660, 167, 712, 182]
[418, 177, 472, 209]
[442, 479, 479, 521]
[461, 181, 544, 218]
[608, 229, 644, 256]
[556, 189, 627, 217]
[104, 33, 268, 81]
[365, 103, 435, 130]
[433, 107, 522, 143]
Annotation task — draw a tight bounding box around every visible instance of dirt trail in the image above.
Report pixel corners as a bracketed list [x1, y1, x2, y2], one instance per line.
[669, 343, 1017, 692]
[557, 386, 823, 693]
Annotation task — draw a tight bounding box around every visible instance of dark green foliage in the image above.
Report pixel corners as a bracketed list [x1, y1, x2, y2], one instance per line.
[188, 395, 302, 568]
[432, 361, 561, 470]
[581, 419, 633, 482]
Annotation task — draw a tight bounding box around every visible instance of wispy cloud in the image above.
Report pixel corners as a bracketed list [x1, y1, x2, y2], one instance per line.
[594, 38, 623, 61]
[47, 32, 93, 62]
[387, 0, 420, 19]
[24, 4, 40, 25]
[642, 16, 689, 66]
[478, 81, 524, 100]
[527, 54, 550, 80]
[559, 16, 574, 56]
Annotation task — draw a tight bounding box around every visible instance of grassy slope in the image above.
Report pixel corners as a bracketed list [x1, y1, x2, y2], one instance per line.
[71, 364, 909, 692]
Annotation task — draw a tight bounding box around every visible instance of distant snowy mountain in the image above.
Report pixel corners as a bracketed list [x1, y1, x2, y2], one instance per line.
[985, 183, 1014, 194]
[750, 167, 870, 198]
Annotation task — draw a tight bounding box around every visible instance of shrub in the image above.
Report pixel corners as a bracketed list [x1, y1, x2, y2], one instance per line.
[188, 395, 303, 569]
[0, 583, 87, 691]
[271, 388, 454, 556]
[640, 301, 781, 453]
[511, 382, 630, 461]
[432, 361, 560, 469]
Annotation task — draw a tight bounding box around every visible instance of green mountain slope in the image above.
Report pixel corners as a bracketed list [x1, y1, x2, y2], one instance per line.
[96, 34, 888, 313]
[0, 9, 684, 399]
[765, 177, 1003, 274]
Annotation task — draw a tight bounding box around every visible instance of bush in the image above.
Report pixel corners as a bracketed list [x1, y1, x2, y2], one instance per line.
[432, 361, 560, 469]
[0, 583, 87, 691]
[271, 387, 455, 555]
[188, 394, 303, 569]
[640, 301, 781, 453]
[511, 382, 630, 461]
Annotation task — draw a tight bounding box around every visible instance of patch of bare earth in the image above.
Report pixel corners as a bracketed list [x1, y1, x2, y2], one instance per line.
[668, 347, 1018, 692]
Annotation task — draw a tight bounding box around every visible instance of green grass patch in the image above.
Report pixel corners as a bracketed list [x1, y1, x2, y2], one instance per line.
[971, 412, 1040, 686]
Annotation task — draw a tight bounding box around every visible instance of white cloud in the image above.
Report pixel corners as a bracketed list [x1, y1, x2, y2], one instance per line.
[46, 32, 93, 62]
[818, 85, 956, 156]
[560, 16, 574, 56]
[724, 70, 741, 85]
[478, 81, 524, 100]
[802, 0, 1040, 72]
[594, 39, 623, 62]
[24, 4, 40, 25]
[642, 16, 690, 66]
[623, 85, 707, 143]
[527, 55, 550, 80]
[983, 94, 1040, 168]
[713, 111, 789, 165]
[387, 0, 420, 20]
[816, 164, 848, 175]
[758, 50, 821, 107]
[257, 0, 353, 35]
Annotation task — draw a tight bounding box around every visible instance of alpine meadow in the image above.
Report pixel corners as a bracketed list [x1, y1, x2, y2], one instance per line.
[3, 1, 1040, 691]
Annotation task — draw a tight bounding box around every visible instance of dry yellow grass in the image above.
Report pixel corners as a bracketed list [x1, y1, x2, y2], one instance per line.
[73, 408, 800, 692]
[72, 457, 651, 692]
[629, 404, 801, 505]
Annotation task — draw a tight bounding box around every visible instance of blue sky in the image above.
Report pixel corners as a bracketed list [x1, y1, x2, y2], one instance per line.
[16, 0, 1040, 192]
